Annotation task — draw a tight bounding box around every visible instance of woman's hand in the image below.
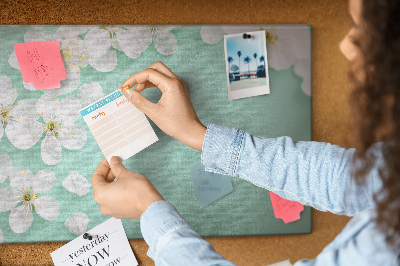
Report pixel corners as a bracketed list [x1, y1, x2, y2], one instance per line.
[120, 61, 206, 152]
[91, 157, 164, 220]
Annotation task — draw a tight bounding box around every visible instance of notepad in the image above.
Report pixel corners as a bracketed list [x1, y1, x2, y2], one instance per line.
[80, 90, 158, 162]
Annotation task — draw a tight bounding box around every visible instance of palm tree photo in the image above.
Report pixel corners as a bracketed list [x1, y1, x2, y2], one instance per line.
[237, 51, 242, 77]
[244, 56, 251, 78]
[227, 56, 233, 73]
[253, 53, 258, 73]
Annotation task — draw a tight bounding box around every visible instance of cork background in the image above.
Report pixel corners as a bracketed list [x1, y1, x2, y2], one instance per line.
[0, 0, 353, 265]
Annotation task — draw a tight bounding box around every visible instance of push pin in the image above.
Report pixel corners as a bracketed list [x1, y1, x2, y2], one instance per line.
[83, 233, 96, 240]
[243, 33, 252, 39]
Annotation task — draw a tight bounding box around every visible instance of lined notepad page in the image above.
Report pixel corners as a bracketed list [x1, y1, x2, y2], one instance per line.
[80, 90, 158, 162]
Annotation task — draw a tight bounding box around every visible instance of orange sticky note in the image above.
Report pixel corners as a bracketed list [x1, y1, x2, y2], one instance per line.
[269, 191, 304, 224]
[14, 41, 67, 90]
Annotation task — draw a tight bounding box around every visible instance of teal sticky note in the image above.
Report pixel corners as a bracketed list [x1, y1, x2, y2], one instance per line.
[190, 161, 234, 208]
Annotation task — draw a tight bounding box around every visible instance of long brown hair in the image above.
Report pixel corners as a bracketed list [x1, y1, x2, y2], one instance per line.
[349, 0, 400, 256]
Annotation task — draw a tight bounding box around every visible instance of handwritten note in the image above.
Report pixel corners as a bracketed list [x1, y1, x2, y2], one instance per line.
[190, 161, 233, 208]
[80, 89, 158, 162]
[269, 191, 304, 224]
[14, 41, 67, 90]
[51, 218, 138, 266]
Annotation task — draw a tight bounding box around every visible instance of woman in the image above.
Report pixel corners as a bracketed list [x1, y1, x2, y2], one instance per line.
[91, 0, 400, 264]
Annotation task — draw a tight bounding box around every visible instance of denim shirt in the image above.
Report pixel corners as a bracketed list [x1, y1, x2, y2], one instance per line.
[140, 124, 399, 265]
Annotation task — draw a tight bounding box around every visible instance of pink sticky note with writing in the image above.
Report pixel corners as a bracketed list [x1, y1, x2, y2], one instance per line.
[269, 191, 304, 224]
[14, 41, 67, 90]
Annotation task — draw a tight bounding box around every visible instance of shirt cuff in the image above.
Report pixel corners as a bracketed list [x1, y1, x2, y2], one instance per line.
[201, 124, 245, 176]
[140, 200, 193, 260]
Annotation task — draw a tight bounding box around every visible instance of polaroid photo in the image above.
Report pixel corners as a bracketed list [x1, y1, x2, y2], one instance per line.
[224, 30, 270, 100]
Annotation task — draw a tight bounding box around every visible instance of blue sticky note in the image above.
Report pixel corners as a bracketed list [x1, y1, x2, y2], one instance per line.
[190, 161, 234, 208]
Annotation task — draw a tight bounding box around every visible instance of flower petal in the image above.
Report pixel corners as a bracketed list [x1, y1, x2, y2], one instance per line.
[84, 28, 111, 58]
[41, 135, 62, 165]
[116, 27, 152, 59]
[35, 196, 60, 221]
[0, 154, 13, 183]
[62, 172, 90, 196]
[153, 29, 178, 56]
[59, 124, 87, 150]
[36, 94, 60, 121]
[23, 82, 36, 91]
[8, 51, 20, 70]
[53, 26, 90, 41]
[11, 99, 40, 125]
[0, 76, 17, 107]
[200, 26, 225, 45]
[77, 82, 104, 108]
[57, 97, 82, 125]
[64, 212, 89, 236]
[9, 167, 34, 191]
[88, 49, 117, 73]
[24, 28, 52, 42]
[9, 205, 33, 233]
[0, 229, 3, 243]
[294, 58, 312, 96]
[0, 187, 20, 212]
[31, 169, 55, 194]
[43, 78, 80, 97]
[5, 121, 43, 150]
[267, 38, 294, 70]
[64, 64, 81, 80]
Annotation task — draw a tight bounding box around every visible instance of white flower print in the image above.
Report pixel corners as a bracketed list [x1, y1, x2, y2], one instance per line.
[0, 76, 42, 150]
[0, 154, 13, 184]
[116, 25, 180, 59]
[62, 172, 90, 196]
[77, 82, 104, 108]
[0, 167, 60, 233]
[36, 95, 87, 165]
[0, 229, 3, 243]
[64, 212, 89, 236]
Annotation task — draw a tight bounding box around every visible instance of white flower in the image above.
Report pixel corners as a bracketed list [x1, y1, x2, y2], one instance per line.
[0, 76, 42, 150]
[116, 25, 180, 59]
[64, 213, 89, 236]
[36, 95, 87, 165]
[62, 172, 90, 196]
[0, 167, 60, 233]
[77, 82, 104, 108]
[200, 25, 312, 96]
[0, 154, 13, 184]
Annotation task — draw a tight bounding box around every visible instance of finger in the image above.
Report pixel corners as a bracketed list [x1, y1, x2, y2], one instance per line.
[136, 81, 156, 92]
[105, 169, 116, 183]
[147, 61, 178, 79]
[109, 156, 130, 179]
[121, 68, 172, 94]
[92, 159, 111, 189]
[121, 89, 158, 116]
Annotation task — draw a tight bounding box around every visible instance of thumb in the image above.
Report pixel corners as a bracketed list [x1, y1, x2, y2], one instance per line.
[109, 156, 129, 179]
[122, 89, 155, 115]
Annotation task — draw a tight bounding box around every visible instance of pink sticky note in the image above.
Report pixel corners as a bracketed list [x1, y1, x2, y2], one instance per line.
[269, 191, 304, 224]
[14, 41, 67, 90]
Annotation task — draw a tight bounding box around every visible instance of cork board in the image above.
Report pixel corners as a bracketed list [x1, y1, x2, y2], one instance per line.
[0, 0, 352, 265]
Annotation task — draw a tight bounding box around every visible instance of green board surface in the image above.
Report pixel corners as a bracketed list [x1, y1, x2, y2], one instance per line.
[0, 25, 312, 243]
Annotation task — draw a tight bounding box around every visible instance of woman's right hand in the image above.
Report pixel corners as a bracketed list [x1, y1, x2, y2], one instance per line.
[120, 61, 207, 151]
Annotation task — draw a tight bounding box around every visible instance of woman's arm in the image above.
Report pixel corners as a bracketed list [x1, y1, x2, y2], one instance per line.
[202, 124, 383, 216]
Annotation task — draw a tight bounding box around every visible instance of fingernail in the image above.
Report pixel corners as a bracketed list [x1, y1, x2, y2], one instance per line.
[121, 85, 130, 92]
[124, 89, 133, 100]
[110, 156, 122, 165]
